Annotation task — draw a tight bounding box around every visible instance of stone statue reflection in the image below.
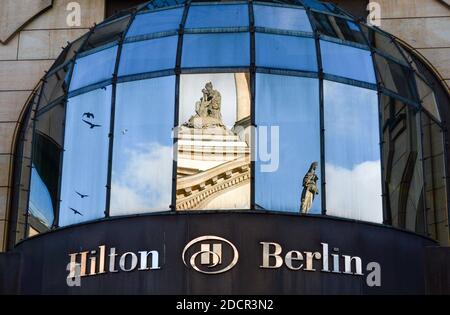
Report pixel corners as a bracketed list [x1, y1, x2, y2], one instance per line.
[300, 162, 319, 214]
[184, 82, 225, 129]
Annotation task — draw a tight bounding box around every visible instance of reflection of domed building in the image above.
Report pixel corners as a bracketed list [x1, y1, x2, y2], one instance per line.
[1, 0, 449, 294]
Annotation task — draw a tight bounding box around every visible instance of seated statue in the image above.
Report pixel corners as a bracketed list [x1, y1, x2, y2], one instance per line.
[184, 82, 226, 130]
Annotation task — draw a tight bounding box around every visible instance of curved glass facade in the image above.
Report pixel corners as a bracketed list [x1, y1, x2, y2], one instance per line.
[11, 0, 449, 244]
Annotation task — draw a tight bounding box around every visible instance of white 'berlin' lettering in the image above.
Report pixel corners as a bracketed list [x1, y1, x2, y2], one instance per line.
[259, 242, 381, 286]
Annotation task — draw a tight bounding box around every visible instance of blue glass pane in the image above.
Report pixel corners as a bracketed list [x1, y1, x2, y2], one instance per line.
[59, 87, 112, 226]
[254, 5, 312, 33]
[324, 81, 382, 223]
[29, 167, 55, 228]
[182, 33, 250, 68]
[321, 40, 375, 83]
[28, 103, 64, 230]
[310, 11, 366, 45]
[256, 74, 321, 213]
[69, 46, 117, 91]
[126, 7, 184, 38]
[255, 33, 317, 71]
[118, 36, 178, 76]
[374, 53, 416, 100]
[347, 20, 360, 32]
[185, 4, 249, 29]
[303, 0, 332, 12]
[111, 77, 175, 215]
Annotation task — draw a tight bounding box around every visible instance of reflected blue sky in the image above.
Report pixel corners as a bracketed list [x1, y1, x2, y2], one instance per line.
[126, 7, 184, 38]
[110, 76, 175, 215]
[182, 33, 250, 68]
[119, 36, 178, 77]
[324, 80, 382, 223]
[254, 4, 312, 33]
[186, 4, 249, 29]
[256, 33, 317, 72]
[321, 40, 376, 83]
[324, 81, 380, 167]
[59, 87, 112, 226]
[256, 74, 321, 213]
[70, 46, 117, 92]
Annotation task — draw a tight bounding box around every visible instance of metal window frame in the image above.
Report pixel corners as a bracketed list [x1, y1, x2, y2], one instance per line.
[13, 0, 449, 240]
[105, 8, 141, 218]
[301, 0, 326, 215]
[359, 22, 391, 225]
[249, 0, 256, 210]
[7, 84, 42, 248]
[53, 28, 96, 229]
[171, 0, 191, 211]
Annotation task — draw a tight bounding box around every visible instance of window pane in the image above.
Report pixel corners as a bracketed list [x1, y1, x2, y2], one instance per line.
[324, 81, 382, 223]
[59, 87, 112, 226]
[256, 33, 317, 71]
[422, 112, 448, 240]
[82, 15, 131, 52]
[310, 11, 366, 45]
[118, 36, 178, 77]
[255, 74, 321, 214]
[303, 0, 333, 12]
[380, 94, 425, 233]
[40, 63, 72, 109]
[29, 103, 65, 232]
[321, 40, 375, 83]
[176, 73, 251, 210]
[362, 25, 407, 64]
[126, 7, 184, 38]
[110, 77, 175, 215]
[185, 4, 249, 29]
[254, 5, 312, 32]
[49, 34, 86, 72]
[15, 89, 41, 242]
[182, 33, 250, 68]
[70, 46, 117, 91]
[415, 74, 441, 122]
[374, 53, 417, 100]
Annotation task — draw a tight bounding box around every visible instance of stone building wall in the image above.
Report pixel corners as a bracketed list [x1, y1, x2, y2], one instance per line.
[376, 0, 450, 89]
[0, 0, 105, 251]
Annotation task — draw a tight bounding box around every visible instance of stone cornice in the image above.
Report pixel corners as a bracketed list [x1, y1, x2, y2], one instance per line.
[177, 156, 251, 210]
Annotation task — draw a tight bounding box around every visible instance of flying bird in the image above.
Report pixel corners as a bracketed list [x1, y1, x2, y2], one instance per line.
[75, 191, 89, 199]
[82, 112, 95, 119]
[69, 207, 83, 216]
[82, 119, 101, 129]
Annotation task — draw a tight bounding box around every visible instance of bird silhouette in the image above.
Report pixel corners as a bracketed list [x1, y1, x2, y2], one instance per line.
[82, 119, 101, 129]
[69, 207, 83, 216]
[75, 191, 89, 198]
[82, 112, 95, 119]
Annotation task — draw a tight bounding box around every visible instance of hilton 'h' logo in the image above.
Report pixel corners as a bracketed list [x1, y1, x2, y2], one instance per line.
[182, 236, 239, 274]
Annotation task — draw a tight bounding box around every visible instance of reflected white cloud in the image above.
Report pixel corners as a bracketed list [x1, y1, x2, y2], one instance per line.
[326, 160, 383, 223]
[111, 142, 172, 215]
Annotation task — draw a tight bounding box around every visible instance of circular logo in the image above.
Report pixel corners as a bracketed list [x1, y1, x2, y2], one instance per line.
[182, 236, 239, 275]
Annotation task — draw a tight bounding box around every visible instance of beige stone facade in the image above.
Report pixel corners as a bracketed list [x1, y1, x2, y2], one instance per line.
[377, 0, 450, 89]
[0, 0, 105, 251]
[0, 0, 449, 251]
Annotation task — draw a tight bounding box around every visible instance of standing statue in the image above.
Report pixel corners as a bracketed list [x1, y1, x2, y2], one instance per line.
[300, 162, 319, 214]
[184, 82, 225, 129]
